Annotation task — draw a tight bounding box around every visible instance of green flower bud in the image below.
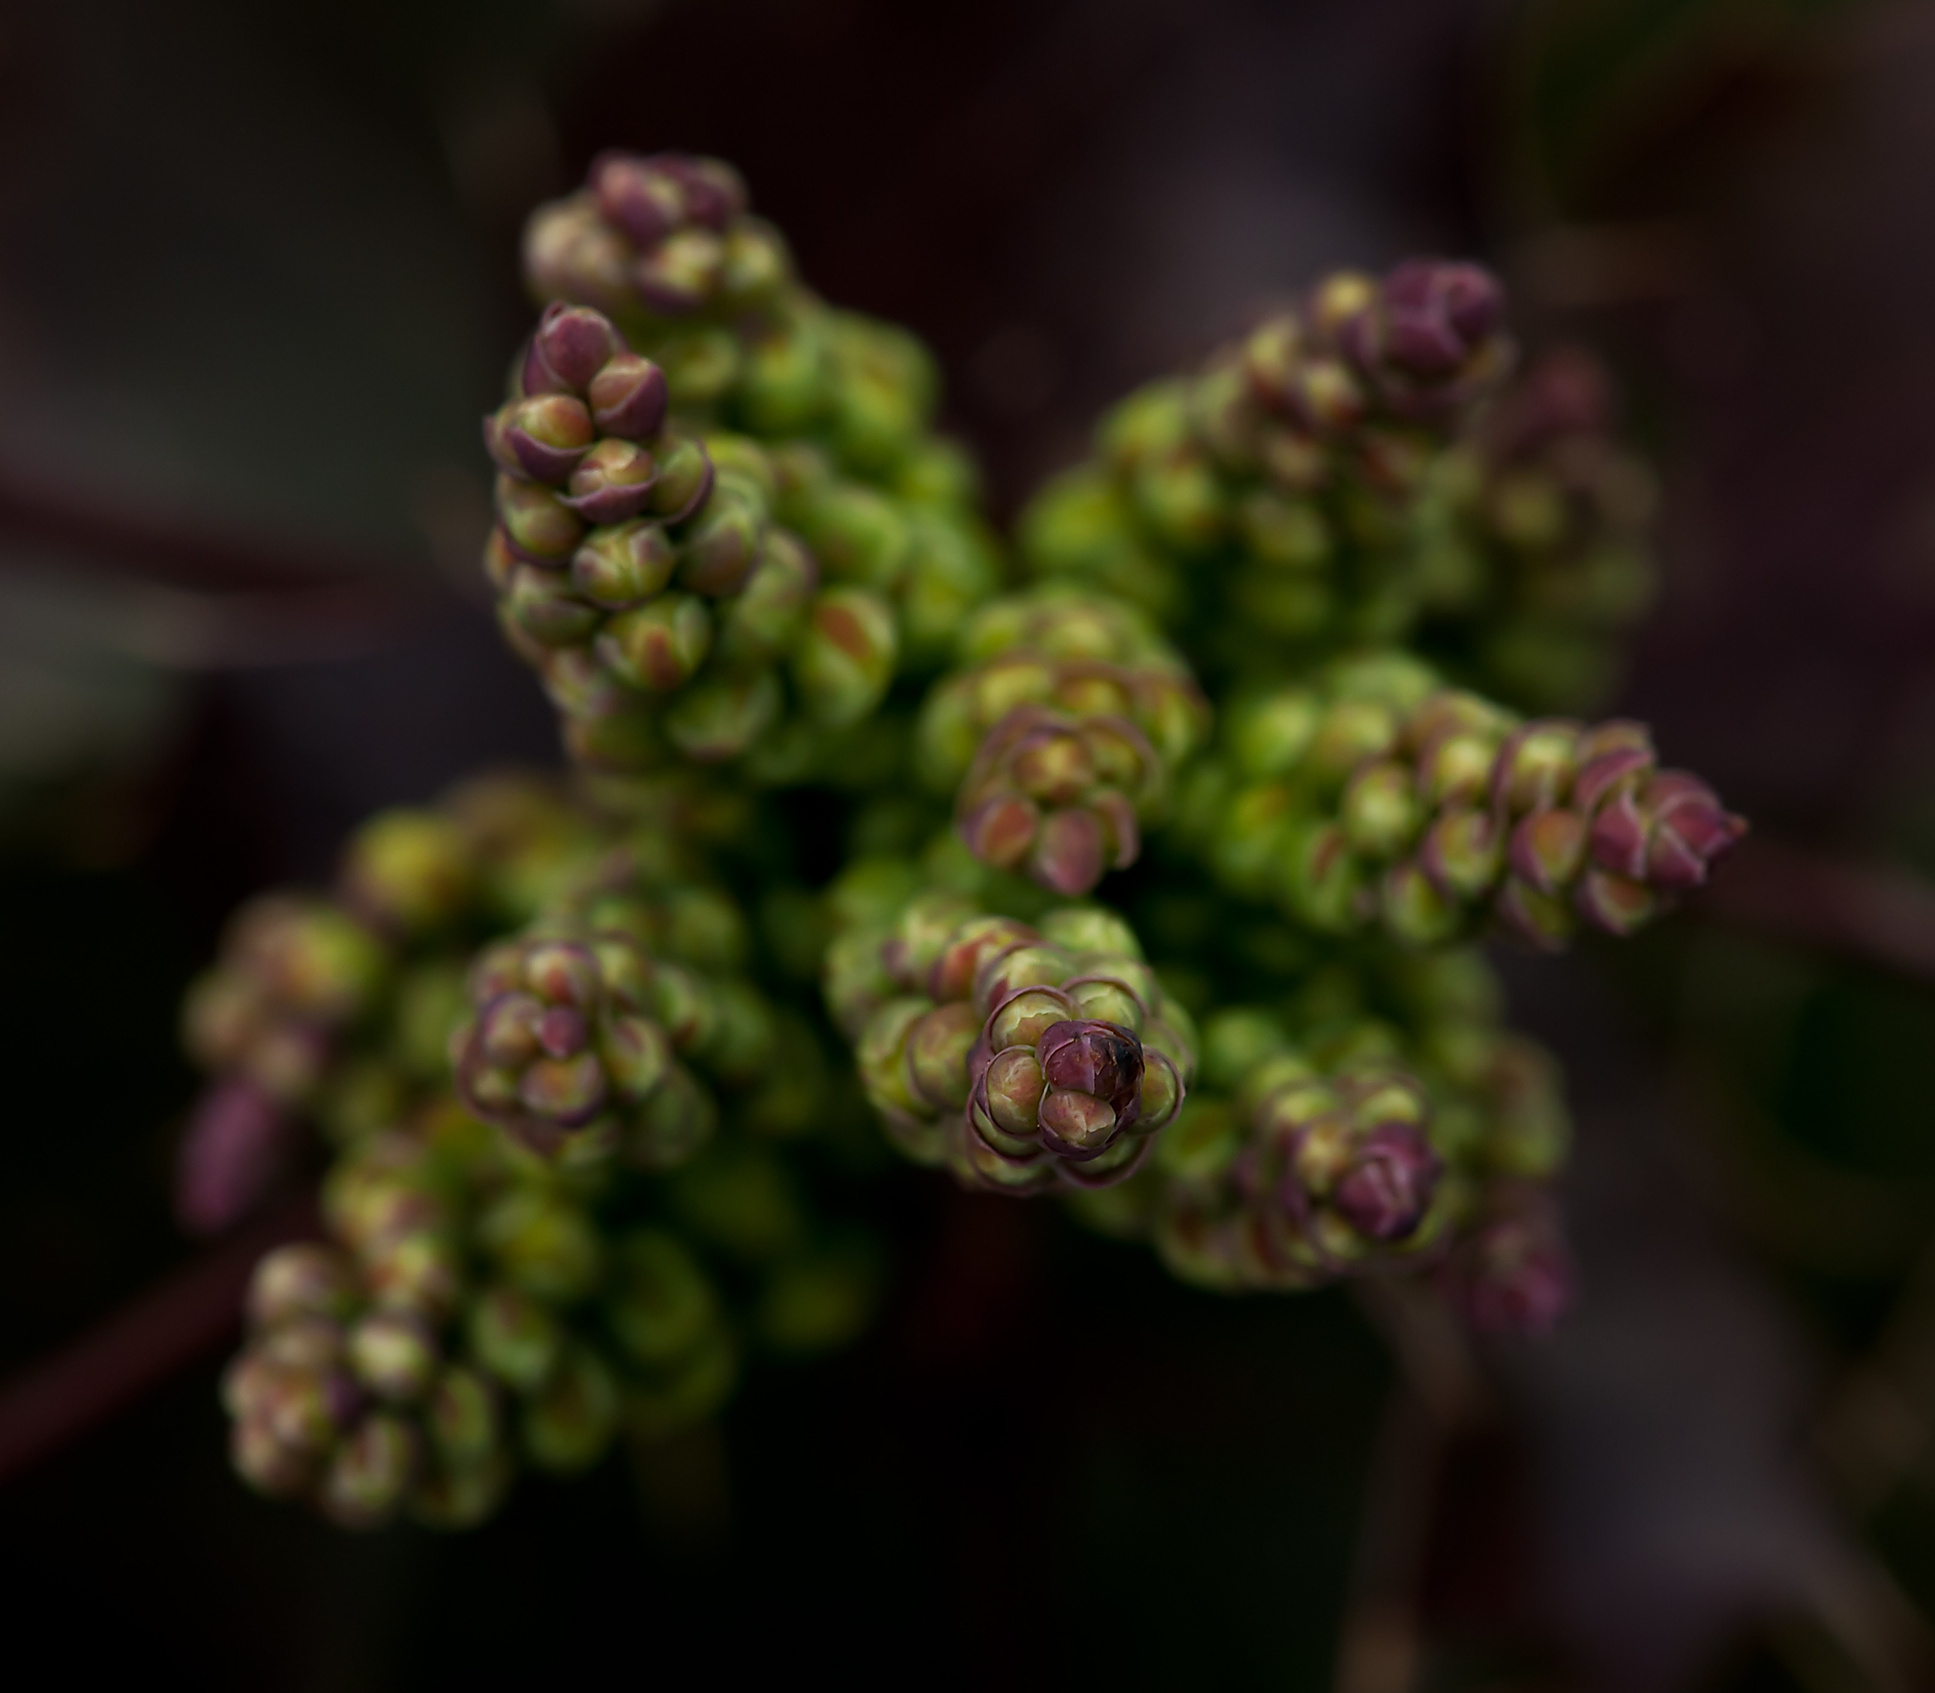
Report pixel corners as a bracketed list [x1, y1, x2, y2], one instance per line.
[318, 1412, 420, 1529]
[597, 594, 712, 693]
[478, 1187, 602, 1304]
[793, 588, 897, 727]
[467, 1284, 564, 1394]
[522, 1344, 620, 1474]
[606, 1229, 720, 1370]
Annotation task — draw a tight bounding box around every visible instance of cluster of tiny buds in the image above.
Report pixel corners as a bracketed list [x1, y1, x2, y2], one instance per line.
[225, 1243, 504, 1530]
[525, 151, 788, 325]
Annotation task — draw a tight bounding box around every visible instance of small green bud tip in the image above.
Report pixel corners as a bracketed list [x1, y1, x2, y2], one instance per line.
[348, 1310, 440, 1404]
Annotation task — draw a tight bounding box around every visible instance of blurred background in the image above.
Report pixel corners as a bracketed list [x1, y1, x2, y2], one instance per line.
[5, 0, 1935, 1686]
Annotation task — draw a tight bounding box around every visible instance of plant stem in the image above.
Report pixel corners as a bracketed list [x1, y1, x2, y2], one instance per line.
[0, 1193, 316, 1488]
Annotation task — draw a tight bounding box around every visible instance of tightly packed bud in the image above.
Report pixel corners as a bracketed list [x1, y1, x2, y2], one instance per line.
[918, 588, 1209, 894]
[1322, 259, 1515, 423]
[1155, 1052, 1452, 1293]
[955, 705, 1155, 896]
[842, 896, 1193, 1194]
[451, 925, 717, 1164]
[1184, 661, 1744, 948]
[526, 152, 786, 335]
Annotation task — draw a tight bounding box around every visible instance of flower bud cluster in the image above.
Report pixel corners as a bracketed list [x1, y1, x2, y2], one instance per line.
[523, 153, 957, 488]
[1017, 261, 1518, 656]
[837, 896, 1195, 1192]
[226, 1234, 512, 1530]
[915, 588, 1211, 895]
[526, 152, 786, 335]
[225, 1095, 762, 1529]
[487, 300, 872, 772]
[1178, 654, 1745, 948]
[449, 920, 742, 1164]
[1137, 981, 1570, 1330]
[1417, 346, 1659, 712]
[1155, 1056, 1450, 1291]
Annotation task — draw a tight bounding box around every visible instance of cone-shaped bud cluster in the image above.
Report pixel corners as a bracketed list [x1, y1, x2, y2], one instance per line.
[1183, 657, 1745, 948]
[525, 152, 788, 329]
[1016, 260, 1519, 666]
[1155, 1047, 1451, 1292]
[1311, 260, 1515, 424]
[487, 303, 836, 770]
[451, 924, 720, 1165]
[224, 1241, 512, 1530]
[183, 894, 390, 1106]
[841, 897, 1194, 1191]
[918, 589, 1209, 895]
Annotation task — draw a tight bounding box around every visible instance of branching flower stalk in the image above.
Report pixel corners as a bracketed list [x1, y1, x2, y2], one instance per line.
[179, 150, 1744, 1531]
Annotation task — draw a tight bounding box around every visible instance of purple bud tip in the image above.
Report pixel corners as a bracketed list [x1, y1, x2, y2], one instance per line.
[1381, 259, 1504, 374]
[1036, 1019, 1144, 1124]
[1644, 773, 1747, 889]
[175, 1079, 292, 1236]
[528, 302, 627, 395]
[1331, 1122, 1441, 1242]
[654, 153, 748, 230]
[589, 354, 669, 440]
[591, 152, 686, 249]
[1029, 807, 1106, 897]
[536, 1005, 590, 1059]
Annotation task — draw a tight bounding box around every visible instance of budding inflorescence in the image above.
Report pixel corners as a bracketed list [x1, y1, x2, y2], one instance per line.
[184, 148, 1738, 1536]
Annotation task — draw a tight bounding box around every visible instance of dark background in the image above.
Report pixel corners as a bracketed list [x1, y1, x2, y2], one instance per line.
[4, 1, 1935, 1686]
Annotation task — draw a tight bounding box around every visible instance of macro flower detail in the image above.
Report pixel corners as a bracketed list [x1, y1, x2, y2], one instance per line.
[451, 925, 718, 1164]
[1178, 657, 1745, 948]
[177, 146, 1746, 1545]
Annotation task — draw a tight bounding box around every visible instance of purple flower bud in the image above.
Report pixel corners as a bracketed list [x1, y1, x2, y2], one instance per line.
[959, 793, 1039, 871]
[536, 1004, 590, 1058]
[653, 153, 749, 230]
[484, 394, 595, 483]
[561, 438, 659, 525]
[1643, 772, 1747, 888]
[1330, 1122, 1441, 1242]
[1030, 806, 1107, 897]
[477, 991, 545, 1066]
[524, 302, 627, 395]
[1377, 260, 1505, 376]
[588, 353, 669, 439]
[175, 1079, 294, 1236]
[926, 915, 1039, 1004]
[1038, 1018, 1143, 1110]
[591, 152, 687, 248]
